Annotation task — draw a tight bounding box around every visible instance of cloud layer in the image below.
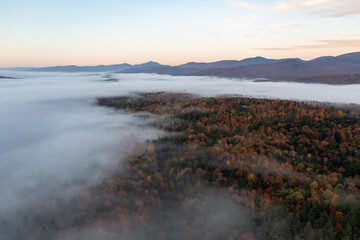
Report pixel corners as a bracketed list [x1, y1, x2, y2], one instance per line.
[0, 71, 360, 239]
[254, 39, 360, 50]
[276, 0, 360, 17]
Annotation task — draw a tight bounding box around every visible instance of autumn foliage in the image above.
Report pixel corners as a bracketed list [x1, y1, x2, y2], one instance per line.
[3, 92, 359, 240]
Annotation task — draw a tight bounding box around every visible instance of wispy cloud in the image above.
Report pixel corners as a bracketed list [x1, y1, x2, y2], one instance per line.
[275, 0, 360, 17]
[242, 31, 280, 39]
[229, 0, 360, 18]
[254, 39, 360, 50]
[274, 22, 303, 28]
[345, 34, 360, 37]
[276, 0, 332, 11]
[297, 39, 360, 48]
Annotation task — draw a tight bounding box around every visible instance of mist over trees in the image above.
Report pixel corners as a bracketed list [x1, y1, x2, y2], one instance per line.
[1, 72, 360, 240]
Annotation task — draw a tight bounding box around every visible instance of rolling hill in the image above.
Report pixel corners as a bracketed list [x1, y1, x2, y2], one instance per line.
[13, 52, 360, 84]
[26, 61, 163, 73]
[125, 52, 360, 80]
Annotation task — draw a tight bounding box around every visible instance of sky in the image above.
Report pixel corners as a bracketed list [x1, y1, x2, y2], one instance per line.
[1, 0, 360, 67]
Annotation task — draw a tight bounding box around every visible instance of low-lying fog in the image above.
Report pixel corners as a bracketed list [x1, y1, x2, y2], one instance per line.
[1, 70, 360, 239]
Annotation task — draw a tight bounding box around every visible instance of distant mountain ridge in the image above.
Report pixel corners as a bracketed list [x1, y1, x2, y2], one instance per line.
[193, 52, 360, 79]
[28, 63, 132, 72]
[122, 52, 360, 79]
[6, 52, 360, 83]
[17, 61, 164, 73]
[177, 56, 304, 70]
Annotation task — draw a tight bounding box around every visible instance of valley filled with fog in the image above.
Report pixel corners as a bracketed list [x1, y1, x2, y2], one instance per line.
[1, 71, 360, 239]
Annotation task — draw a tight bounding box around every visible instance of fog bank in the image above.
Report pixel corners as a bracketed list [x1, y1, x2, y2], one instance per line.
[0, 70, 359, 239]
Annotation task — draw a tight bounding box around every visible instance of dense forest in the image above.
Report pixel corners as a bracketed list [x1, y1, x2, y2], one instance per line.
[97, 93, 360, 240]
[2, 92, 359, 240]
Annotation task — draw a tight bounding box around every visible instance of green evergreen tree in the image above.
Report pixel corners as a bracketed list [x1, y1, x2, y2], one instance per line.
[342, 225, 352, 240]
[303, 222, 316, 240]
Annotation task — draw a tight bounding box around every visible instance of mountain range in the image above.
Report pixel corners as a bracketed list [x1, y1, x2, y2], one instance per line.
[5, 52, 360, 83]
[24, 61, 163, 73]
[122, 52, 360, 80]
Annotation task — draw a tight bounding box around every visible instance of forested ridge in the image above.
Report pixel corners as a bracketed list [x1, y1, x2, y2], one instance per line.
[97, 93, 360, 240]
[2, 92, 359, 240]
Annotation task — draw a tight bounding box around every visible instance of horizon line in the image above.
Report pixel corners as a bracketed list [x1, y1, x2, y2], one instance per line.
[1, 51, 359, 69]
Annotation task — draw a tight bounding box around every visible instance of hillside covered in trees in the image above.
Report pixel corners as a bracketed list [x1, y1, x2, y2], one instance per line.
[2, 93, 359, 240]
[97, 93, 360, 240]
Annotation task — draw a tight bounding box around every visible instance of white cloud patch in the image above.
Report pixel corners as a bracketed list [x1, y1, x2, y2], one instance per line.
[254, 39, 360, 50]
[276, 0, 360, 17]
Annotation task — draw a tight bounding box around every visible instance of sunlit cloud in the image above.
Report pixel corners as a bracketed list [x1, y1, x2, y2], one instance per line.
[275, 0, 360, 17]
[345, 34, 360, 37]
[254, 39, 360, 50]
[1, 0, 360, 66]
[229, 0, 360, 18]
[274, 22, 303, 28]
[296, 39, 360, 49]
[275, 0, 332, 11]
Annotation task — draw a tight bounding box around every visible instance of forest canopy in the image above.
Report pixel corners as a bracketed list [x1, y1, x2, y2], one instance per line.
[3, 92, 359, 240]
[97, 92, 360, 240]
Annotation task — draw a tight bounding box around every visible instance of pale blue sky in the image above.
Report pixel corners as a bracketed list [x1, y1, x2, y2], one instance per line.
[1, 0, 360, 67]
